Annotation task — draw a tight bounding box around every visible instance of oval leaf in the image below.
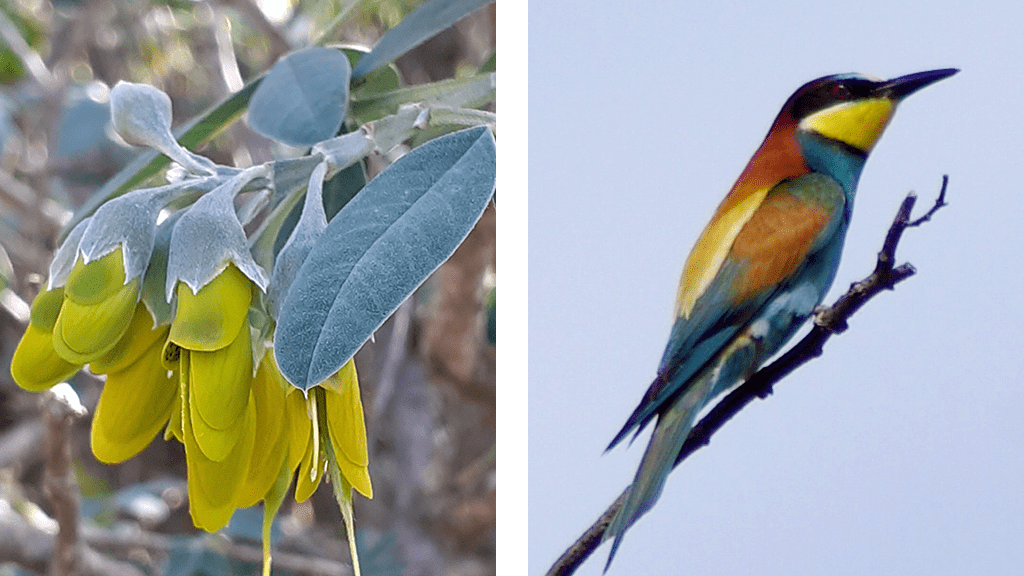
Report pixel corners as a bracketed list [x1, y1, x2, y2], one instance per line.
[274, 126, 495, 389]
[248, 47, 351, 147]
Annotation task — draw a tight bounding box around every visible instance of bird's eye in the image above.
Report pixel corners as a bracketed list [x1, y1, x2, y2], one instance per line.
[830, 84, 851, 99]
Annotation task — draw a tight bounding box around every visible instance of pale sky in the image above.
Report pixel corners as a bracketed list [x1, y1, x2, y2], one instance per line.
[529, 1, 1024, 574]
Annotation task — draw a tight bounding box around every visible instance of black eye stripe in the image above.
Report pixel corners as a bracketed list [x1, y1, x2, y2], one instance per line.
[788, 77, 881, 120]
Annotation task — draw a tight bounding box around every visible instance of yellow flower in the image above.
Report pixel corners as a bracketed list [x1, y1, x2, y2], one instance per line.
[179, 353, 257, 531]
[13, 260, 177, 467]
[13, 246, 145, 394]
[89, 302, 176, 464]
[166, 263, 257, 531]
[12, 235, 372, 575]
[236, 351, 292, 508]
[269, 358, 370, 576]
[53, 246, 140, 364]
[11, 286, 82, 391]
[169, 264, 253, 461]
[293, 358, 372, 501]
[319, 361, 372, 499]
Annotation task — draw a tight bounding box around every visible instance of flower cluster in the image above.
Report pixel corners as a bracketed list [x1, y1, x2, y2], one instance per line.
[10, 82, 372, 573]
[11, 191, 373, 524]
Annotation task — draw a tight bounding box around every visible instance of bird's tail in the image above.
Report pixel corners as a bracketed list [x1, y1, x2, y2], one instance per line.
[602, 371, 716, 571]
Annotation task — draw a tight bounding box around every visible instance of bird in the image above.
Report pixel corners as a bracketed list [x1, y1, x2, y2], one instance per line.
[602, 68, 958, 569]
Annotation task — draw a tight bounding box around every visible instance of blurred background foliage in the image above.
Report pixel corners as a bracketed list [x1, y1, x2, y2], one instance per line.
[0, 1, 495, 575]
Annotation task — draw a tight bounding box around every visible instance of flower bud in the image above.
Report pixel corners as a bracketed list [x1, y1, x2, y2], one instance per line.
[110, 82, 215, 175]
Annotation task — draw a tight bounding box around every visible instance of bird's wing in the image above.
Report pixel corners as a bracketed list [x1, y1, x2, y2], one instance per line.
[607, 173, 846, 449]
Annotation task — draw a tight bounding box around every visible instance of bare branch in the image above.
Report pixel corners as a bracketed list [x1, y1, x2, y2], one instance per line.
[546, 177, 951, 576]
[906, 174, 948, 228]
[43, 384, 88, 576]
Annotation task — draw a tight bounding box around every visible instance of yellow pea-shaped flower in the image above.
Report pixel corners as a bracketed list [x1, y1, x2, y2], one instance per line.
[169, 264, 251, 351]
[90, 303, 175, 463]
[186, 329, 253, 462]
[169, 264, 254, 462]
[11, 287, 82, 391]
[322, 360, 372, 498]
[236, 351, 291, 507]
[53, 247, 140, 364]
[180, 352, 257, 532]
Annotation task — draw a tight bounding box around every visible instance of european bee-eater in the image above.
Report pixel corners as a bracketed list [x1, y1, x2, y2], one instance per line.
[603, 68, 958, 569]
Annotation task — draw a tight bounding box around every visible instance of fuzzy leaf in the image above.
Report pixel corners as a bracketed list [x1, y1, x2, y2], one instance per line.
[274, 126, 495, 389]
[248, 47, 351, 147]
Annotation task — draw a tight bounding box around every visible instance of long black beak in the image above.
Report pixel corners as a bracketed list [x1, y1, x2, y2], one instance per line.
[880, 68, 959, 100]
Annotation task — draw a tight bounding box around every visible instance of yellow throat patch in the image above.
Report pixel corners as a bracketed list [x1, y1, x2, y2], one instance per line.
[798, 98, 895, 152]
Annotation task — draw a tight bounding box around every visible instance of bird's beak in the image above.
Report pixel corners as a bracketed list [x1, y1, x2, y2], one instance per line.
[879, 68, 959, 100]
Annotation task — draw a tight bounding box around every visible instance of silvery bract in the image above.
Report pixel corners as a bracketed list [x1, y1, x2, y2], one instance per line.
[166, 165, 271, 299]
[268, 161, 329, 318]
